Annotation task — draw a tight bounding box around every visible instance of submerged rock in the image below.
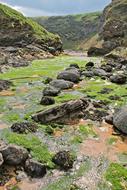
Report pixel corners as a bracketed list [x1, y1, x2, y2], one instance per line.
[25, 159, 46, 178]
[32, 99, 88, 124]
[0, 79, 12, 91]
[0, 145, 28, 165]
[11, 122, 38, 134]
[113, 106, 127, 134]
[49, 79, 74, 90]
[52, 151, 75, 170]
[40, 96, 55, 105]
[43, 86, 60, 96]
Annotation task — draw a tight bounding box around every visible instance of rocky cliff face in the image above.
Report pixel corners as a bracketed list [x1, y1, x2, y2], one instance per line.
[33, 12, 101, 50]
[100, 0, 127, 52]
[0, 3, 62, 67]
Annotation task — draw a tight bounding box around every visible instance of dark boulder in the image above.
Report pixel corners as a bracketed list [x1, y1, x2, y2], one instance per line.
[43, 86, 60, 96]
[0, 145, 28, 165]
[32, 99, 88, 125]
[52, 151, 75, 170]
[0, 80, 12, 91]
[113, 106, 127, 134]
[82, 71, 94, 78]
[49, 79, 74, 90]
[101, 64, 112, 72]
[110, 74, 126, 84]
[87, 47, 107, 56]
[57, 69, 80, 83]
[85, 62, 94, 68]
[93, 68, 109, 77]
[0, 153, 3, 166]
[40, 96, 55, 105]
[11, 122, 38, 134]
[25, 159, 46, 178]
[69, 63, 79, 69]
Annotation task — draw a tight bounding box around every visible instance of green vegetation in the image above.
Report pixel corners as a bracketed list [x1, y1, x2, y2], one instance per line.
[33, 12, 101, 50]
[105, 163, 127, 190]
[1, 129, 54, 168]
[0, 3, 59, 41]
[107, 137, 118, 145]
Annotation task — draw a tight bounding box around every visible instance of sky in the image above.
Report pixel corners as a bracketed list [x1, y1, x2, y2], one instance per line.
[0, 0, 111, 17]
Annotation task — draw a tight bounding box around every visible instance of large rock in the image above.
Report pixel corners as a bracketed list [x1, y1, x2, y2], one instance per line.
[57, 69, 80, 83]
[11, 122, 38, 134]
[40, 96, 55, 105]
[43, 86, 60, 96]
[110, 74, 126, 84]
[0, 145, 28, 165]
[49, 79, 74, 90]
[113, 106, 127, 134]
[0, 153, 4, 166]
[25, 159, 46, 178]
[93, 68, 109, 77]
[87, 47, 107, 56]
[52, 151, 74, 170]
[32, 99, 88, 124]
[0, 80, 12, 91]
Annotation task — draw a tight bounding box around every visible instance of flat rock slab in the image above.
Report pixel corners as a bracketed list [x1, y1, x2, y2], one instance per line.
[32, 99, 88, 124]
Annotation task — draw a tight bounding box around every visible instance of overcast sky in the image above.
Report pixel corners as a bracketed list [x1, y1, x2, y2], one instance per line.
[0, 0, 111, 17]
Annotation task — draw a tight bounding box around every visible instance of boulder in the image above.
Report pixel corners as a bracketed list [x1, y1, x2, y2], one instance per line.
[49, 79, 74, 90]
[25, 159, 46, 178]
[43, 86, 60, 96]
[93, 68, 109, 77]
[69, 63, 79, 69]
[113, 106, 127, 134]
[87, 47, 107, 56]
[0, 153, 4, 166]
[40, 96, 55, 105]
[0, 145, 28, 165]
[105, 115, 113, 125]
[110, 74, 126, 84]
[101, 64, 112, 72]
[85, 62, 94, 67]
[52, 151, 74, 170]
[57, 69, 80, 83]
[82, 71, 94, 77]
[0, 80, 12, 91]
[11, 122, 38, 134]
[32, 99, 88, 124]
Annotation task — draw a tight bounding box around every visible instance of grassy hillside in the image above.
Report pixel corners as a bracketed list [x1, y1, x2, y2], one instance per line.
[33, 12, 102, 50]
[0, 3, 62, 51]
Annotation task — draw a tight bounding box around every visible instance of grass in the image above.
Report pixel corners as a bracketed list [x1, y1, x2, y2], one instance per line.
[0, 56, 86, 82]
[105, 163, 127, 190]
[1, 129, 54, 168]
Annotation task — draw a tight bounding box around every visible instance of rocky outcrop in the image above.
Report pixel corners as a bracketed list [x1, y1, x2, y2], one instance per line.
[88, 0, 127, 56]
[33, 12, 101, 50]
[0, 3, 62, 69]
[100, 0, 127, 52]
[32, 99, 88, 124]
